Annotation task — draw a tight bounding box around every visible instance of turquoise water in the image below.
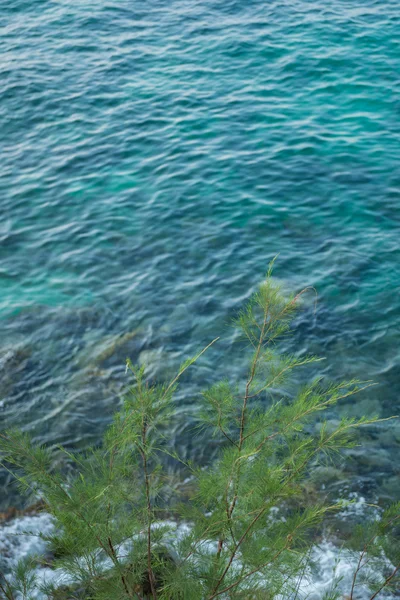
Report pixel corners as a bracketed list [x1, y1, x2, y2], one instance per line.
[1, 0, 400, 508]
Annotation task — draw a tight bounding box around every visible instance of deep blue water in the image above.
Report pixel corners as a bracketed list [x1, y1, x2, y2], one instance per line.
[1, 0, 400, 509]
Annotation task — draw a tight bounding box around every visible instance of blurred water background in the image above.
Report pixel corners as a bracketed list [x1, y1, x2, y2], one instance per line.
[1, 0, 400, 512]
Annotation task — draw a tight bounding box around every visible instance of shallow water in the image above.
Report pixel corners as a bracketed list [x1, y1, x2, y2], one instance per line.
[1, 0, 400, 509]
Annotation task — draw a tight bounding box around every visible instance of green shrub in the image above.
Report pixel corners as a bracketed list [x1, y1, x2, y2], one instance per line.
[1, 262, 399, 599]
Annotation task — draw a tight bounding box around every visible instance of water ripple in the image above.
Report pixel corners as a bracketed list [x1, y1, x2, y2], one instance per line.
[1, 0, 400, 508]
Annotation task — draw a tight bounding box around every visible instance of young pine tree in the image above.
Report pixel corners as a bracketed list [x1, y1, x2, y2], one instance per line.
[0, 262, 399, 599]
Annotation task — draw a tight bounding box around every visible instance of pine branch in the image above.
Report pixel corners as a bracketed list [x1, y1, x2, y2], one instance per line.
[350, 514, 400, 600]
[208, 518, 311, 599]
[107, 536, 134, 599]
[137, 400, 157, 600]
[209, 420, 367, 598]
[218, 285, 311, 565]
[245, 382, 377, 461]
[1, 432, 135, 598]
[369, 563, 400, 600]
[246, 356, 324, 399]
[0, 573, 15, 600]
[214, 402, 238, 448]
[239, 305, 268, 450]
[161, 337, 220, 401]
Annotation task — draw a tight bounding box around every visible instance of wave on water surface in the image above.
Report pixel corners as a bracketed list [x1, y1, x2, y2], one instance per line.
[1, 0, 400, 583]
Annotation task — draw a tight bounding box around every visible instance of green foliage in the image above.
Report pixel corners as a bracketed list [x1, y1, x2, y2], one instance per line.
[0, 263, 398, 599]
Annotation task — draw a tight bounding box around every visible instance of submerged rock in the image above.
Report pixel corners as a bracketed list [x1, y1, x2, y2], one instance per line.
[0, 500, 45, 525]
[0, 344, 32, 399]
[310, 465, 345, 487]
[381, 475, 400, 502]
[75, 329, 141, 368]
[138, 348, 179, 381]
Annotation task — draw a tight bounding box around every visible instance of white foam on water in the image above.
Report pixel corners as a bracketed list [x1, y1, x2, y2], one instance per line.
[301, 541, 396, 600]
[0, 512, 54, 571]
[0, 505, 396, 600]
[0, 512, 76, 598]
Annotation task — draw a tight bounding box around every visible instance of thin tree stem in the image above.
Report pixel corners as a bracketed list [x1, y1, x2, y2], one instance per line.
[108, 537, 134, 599]
[0, 573, 15, 600]
[141, 422, 158, 600]
[208, 541, 291, 599]
[369, 563, 400, 600]
[239, 311, 268, 451]
[216, 303, 271, 558]
[162, 337, 220, 401]
[210, 425, 345, 599]
[1, 434, 138, 599]
[350, 515, 400, 600]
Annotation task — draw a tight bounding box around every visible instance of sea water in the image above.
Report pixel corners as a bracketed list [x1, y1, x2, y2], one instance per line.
[1, 0, 399, 517]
